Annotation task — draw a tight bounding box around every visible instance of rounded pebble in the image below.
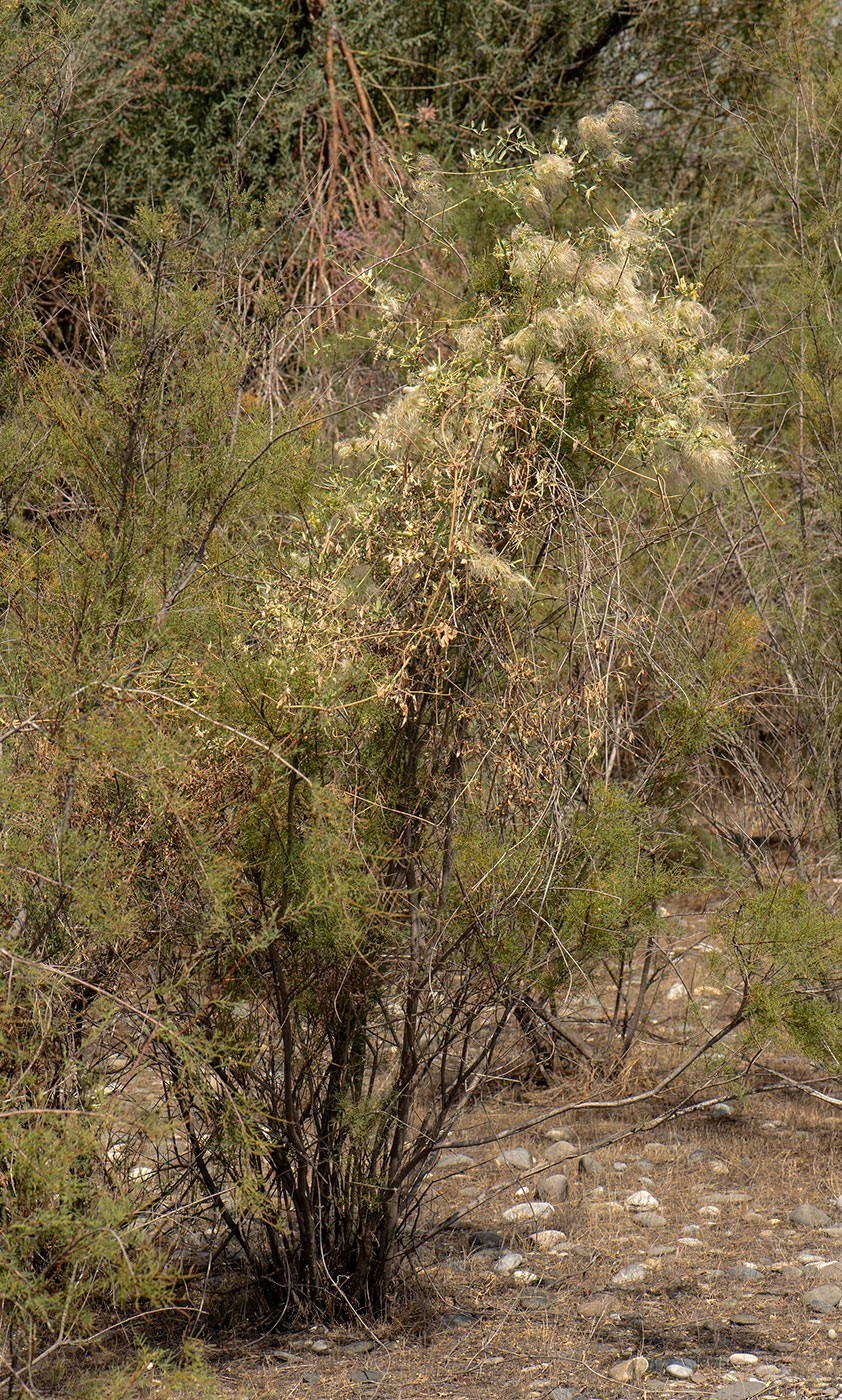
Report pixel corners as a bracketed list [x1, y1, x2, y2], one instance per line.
[497, 1147, 533, 1170]
[608, 1356, 648, 1383]
[624, 1189, 659, 1210]
[502, 1201, 555, 1223]
[611, 1262, 647, 1285]
[493, 1251, 524, 1274]
[531, 1229, 567, 1250]
[790, 1202, 832, 1227]
[803, 1282, 842, 1312]
[540, 1173, 570, 1201]
[634, 1211, 667, 1228]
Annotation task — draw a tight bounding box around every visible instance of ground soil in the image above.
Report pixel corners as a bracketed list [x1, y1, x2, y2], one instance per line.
[66, 900, 842, 1400]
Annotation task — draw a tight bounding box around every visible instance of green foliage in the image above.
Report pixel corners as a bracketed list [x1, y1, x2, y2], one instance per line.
[717, 884, 842, 1067]
[57, 1, 634, 222]
[0, 959, 170, 1393]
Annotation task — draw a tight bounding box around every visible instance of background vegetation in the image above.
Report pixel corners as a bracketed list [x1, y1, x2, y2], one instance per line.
[3, 0, 842, 1391]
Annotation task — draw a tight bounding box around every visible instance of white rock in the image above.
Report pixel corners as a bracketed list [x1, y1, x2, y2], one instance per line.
[666, 980, 688, 1002]
[544, 1126, 578, 1143]
[502, 1201, 555, 1223]
[496, 1147, 533, 1170]
[624, 1190, 659, 1211]
[611, 1262, 647, 1285]
[666, 1363, 696, 1379]
[730, 1353, 759, 1366]
[436, 1150, 475, 1167]
[699, 1204, 721, 1217]
[493, 1251, 524, 1274]
[531, 1229, 567, 1251]
[512, 1268, 539, 1283]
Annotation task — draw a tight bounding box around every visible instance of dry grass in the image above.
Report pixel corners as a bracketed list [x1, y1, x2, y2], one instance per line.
[65, 1083, 842, 1400]
[63, 903, 842, 1400]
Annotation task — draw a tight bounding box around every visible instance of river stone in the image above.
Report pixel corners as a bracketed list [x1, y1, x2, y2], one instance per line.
[608, 1356, 648, 1382]
[502, 1201, 555, 1223]
[493, 1251, 524, 1275]
[540, 1173, 570, 1201]
[497, 1147, 533, 1170]
[578, 1154, 603, 1176]
[803, 1282, 842, 1312]
[545, 1125, 578, 1144]
[665, 1361, 697, 1379]
[545, 1140, 579, 1164]
[578, 1293, 619, 1317]
[531, 1229, 568, 1251]
[437, 1150, 475, 1168]
[804, 1261, 842, 1284]
[612, 1262, 647, 1285]
[634, 1211, 667, 1228]
[730, 1262, 762, 1281]
[791, 1203, 832, 1227]
[624, 1189, 660, 1210]
[350, 1368, 387, 1385]
[518, 1287, 552, 1310]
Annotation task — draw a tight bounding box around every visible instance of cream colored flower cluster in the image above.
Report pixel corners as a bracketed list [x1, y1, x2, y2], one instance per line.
[345, 113, 737, 501]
